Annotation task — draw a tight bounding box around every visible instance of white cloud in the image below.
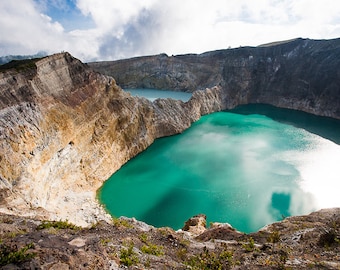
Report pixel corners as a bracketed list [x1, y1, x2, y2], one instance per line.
[76, 0, 157, 34]
[0, 1, 65, 55]
[0, 0, 340, 61]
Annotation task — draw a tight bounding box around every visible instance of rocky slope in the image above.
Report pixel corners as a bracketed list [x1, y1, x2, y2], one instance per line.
[0, 208, 339, 269]
[89, 38, 340, 119]
[0, 53, 223, 226]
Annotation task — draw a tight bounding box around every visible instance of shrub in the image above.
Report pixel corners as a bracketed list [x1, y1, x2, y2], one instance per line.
[0, 243, 36, 266]
[267, 230, 281, 244]
[186, 246, 233, 270]
[139, 233, 148, 243]
[242, 237, 257, 252]
[120, 242, 139, 267]
[37, 220, 79, 230]
[141, 243, 164, 256]
[112, 217, 132, 228]
[267, 230, 281, 252]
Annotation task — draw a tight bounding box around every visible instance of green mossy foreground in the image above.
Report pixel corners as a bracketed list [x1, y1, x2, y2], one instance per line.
[0, 209, 339, 269]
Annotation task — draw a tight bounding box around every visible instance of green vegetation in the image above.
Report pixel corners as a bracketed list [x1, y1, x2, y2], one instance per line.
[242, 237, 257, 252]
[138, 232, 164, 256]
[144, 257, 151, 268]
[180, 238, 190, 247]
[138, 232, 148, 243]
[141, 243, 164, 256]
[100, 238, 111, 246]
[120, 242, 139, 267]
[186, 246, 234, 270]
[176, 248, 188, 260]
[267, 230, 281, 252]
[112, 217, 133, 228]
[37, 220, 80, 230]
[3, 230, 26, 239]
[267, 230, 281, 244]
[0, 243, 35, 266]
[158, 227, 172, 236]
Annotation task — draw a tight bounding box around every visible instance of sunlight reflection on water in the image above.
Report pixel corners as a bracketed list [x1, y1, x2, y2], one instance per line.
[297, 138, 340, 208]
[99, 105, 340, 233]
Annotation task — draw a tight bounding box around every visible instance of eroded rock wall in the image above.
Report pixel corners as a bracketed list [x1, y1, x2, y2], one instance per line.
[89, 38, 340, 119]
[0, 53, 224, 225]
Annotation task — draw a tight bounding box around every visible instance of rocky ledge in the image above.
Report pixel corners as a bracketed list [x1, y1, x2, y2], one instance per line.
[0, 208, 339, 269]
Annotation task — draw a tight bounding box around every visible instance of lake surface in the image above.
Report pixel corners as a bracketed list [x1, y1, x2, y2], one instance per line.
[124, 88, 192, 102]
[98, 103, 340, 233]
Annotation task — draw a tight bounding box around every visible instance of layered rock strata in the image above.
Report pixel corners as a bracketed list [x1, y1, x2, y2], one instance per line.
[89, 38, 340, 119]
[0, 53, 223, 226]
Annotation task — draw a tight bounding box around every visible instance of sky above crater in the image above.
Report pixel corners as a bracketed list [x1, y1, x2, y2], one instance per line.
[1, 0, 340, 62]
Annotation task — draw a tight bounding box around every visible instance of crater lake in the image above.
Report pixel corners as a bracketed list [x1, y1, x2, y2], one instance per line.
[99, 93, 340, 233]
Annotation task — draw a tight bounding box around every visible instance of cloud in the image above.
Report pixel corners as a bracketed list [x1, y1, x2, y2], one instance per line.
[76, 0, 157, 33]
[0, 1, 65, 55]
[80, 0, 340, 60]
[0, 0, 99, 60]
[0, 0, 340, 61]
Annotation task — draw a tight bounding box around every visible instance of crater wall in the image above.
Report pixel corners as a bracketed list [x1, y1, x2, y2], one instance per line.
[90, 38, 340, 119]
[0, 53, 223, 225]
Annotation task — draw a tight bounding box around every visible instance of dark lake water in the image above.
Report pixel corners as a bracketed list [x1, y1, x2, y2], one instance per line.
[99, 92, 340, 233]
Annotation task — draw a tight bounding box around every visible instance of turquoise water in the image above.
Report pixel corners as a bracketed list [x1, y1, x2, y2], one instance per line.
[98, 105, 340, 233]
[124, 88, 192, 102]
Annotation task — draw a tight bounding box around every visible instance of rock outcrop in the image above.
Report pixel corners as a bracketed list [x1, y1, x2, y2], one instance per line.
[182, 214, 207, 235]
[0, 208, 339, 269]
[0, 53, 223, 226]
[89, 38, 340, 119]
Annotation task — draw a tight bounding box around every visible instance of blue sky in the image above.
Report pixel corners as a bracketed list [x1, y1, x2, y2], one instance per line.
[36, 0, 94, 31]
[1, 0, 340, 62]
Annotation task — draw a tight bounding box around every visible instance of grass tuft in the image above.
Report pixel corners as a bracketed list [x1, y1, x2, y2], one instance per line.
[37, 220, 80, 230]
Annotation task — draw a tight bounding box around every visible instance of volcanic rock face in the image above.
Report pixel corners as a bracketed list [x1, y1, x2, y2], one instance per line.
[90, 38, 340, 119]
[0, 53, 223, 225]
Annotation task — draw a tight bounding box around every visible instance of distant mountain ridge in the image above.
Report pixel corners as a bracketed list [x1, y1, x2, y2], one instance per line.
[89, 37, 340, 119]
[0, 52, 47, 65]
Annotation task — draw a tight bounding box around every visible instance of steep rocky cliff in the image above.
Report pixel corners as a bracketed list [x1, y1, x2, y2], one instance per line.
[89, 38, 340, 119]
[0, 53, 223, 226]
